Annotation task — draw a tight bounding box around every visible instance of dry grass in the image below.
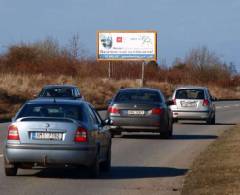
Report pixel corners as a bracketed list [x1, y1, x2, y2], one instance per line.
[0, 72, 239, 120]
[182, 125, 240, 195]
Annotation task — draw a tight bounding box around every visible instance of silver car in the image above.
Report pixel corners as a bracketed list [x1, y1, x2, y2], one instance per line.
[4, 99, 111, 177]
[170, 86, 216, 124]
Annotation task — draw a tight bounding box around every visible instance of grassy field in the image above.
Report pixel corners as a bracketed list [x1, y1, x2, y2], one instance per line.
[182, 125, 240, 195]
[0, 73, 175, 120]
[0, 72, 239, 121]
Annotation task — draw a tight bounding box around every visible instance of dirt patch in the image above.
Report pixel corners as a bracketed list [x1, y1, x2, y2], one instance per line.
[182, 125, 240, 195]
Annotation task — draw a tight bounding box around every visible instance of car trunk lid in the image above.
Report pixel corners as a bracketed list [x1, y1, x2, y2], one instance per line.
[15, 117, 81, 145]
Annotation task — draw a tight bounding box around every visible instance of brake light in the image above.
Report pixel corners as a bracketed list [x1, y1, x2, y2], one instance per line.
[173, 98, 176, 105]
[108, 106, 119, 114]
[74, 127, 88, 142]
[7, 125, 20, 140]
[203, 99, 209, 107]
[151, 108, 163, 115]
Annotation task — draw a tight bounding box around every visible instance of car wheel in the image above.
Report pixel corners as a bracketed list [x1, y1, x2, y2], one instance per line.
[168, 121, 173, 137]
[111, 131, 121, 138]
[173, 118, 178, 123]
[211, 114, 216, 125]
[206, 117, 212, 124]
[160, 121, 173, 139]
[100, 146, 111, 172]
[89, 153, 100, 178]
[4, 157, 18, 176]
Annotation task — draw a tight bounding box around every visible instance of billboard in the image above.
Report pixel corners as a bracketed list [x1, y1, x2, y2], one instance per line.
[97, 31, 157, 61]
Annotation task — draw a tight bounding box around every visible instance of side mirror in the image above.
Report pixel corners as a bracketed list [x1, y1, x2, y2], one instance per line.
[166, 100, 174, 106]
[211, 96, 217, 101]
[33, 94, 38, 98]
[106, 99, 112, 106]
[11, 117, 16, 122]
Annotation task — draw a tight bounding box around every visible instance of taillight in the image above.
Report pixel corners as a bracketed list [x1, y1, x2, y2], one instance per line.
[173, 98, 176, 105]
[108, 106, 119, 114]
[74, 127, 88, 142]
[7, 125, 20, 140]
[203, 99, 209, 107]
[151, 108, 163, 115]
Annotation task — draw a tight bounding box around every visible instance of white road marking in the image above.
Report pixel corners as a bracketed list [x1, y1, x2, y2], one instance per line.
[224, 106, 230, 108]
[0, 154, 3, 158]
[216, 106, 222, 109]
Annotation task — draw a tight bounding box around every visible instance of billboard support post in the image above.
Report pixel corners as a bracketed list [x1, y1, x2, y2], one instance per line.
[108, 61, 111, 79]
[141, 61, 145, 87]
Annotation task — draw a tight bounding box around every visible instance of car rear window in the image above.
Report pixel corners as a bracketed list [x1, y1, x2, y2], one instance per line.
[115, 90, 162, 103]
[175, 89, 205, 99]
[39, 88, 73, 97]
[17, 104, 87, 122]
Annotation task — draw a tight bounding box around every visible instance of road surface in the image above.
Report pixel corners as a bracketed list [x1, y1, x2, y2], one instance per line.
[0, 101, 240, 195]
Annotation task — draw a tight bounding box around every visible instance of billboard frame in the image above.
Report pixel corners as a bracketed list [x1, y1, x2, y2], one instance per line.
[96, 30, 157, 61]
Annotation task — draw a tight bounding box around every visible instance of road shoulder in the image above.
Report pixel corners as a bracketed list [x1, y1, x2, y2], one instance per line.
[181, 125, 240, 195]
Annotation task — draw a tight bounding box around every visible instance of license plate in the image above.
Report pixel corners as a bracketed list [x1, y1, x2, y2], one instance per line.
[128, 110, 145, 115]
[181, 101, 197, 107]
[31, 132, 63, 140]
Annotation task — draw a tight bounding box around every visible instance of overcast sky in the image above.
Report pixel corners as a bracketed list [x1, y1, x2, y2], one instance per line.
[1, 0, 240, 69]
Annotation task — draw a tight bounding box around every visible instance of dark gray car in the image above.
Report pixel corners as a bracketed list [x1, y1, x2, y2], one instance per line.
[107, 88, 173, 138]
[38, 84, 83, 100]
[4, 99, 111, 177]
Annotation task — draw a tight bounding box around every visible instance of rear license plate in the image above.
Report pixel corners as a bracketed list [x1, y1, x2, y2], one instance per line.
[128, 110, 145, 115]
[181, 101, 197, 107]
[31, 132, 63, 140]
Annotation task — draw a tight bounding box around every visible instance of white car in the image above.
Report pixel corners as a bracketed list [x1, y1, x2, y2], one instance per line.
[169, 86, 216, 124]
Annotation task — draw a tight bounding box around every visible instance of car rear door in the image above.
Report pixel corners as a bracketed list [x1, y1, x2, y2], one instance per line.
[174, 89, 206, 111]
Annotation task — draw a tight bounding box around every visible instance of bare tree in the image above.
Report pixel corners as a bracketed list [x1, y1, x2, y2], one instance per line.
[185, 46, 222, 70]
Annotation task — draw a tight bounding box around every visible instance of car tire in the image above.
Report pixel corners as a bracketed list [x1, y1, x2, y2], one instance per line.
[4, 157, 17, 176]
[211, 114, 216, 125]
[160, 121, 173, 139]
[207, 114, 215, 125]
[100, 146, 111, 172]
[89, 154, 100, 178]
[206, 117, 212, 124]
[111, 131, 121, 138]
[173, 118, 178, 123]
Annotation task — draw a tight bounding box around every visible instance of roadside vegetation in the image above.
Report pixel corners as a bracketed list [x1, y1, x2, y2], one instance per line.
[182, 125, 240, 195]
[0, 37, 239, 120]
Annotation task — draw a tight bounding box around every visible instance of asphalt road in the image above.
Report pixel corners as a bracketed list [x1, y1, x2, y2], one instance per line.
[0, 101, 240, 195]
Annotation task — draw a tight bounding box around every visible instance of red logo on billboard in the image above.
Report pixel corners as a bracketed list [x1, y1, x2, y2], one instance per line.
[116, 37, 122, 43]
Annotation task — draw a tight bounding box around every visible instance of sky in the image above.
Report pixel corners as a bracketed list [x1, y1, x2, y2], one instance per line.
[0, 0, 240, 70]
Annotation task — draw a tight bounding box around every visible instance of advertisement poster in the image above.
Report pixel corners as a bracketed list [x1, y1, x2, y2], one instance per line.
[97, 31, 157, 61]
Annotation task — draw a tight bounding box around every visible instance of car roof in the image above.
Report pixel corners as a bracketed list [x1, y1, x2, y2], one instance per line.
[174, 86, 208, 90]
[42, 84, 78, 89]
[26, 98, 86, 106]
[118, 88, 160, 93]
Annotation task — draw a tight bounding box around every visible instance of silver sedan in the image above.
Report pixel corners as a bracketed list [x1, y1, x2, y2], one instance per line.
[4, 99, 111, 177]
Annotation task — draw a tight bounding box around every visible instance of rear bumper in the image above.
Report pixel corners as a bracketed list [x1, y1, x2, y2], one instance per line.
[172, 110, 210, 120]
[110, 125, 160, 133]
[4, 144, 96, 167]
[109, 115, 163, 133]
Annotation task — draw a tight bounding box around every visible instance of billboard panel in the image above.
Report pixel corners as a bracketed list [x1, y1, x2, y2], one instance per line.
[97, 31, 157, 61]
